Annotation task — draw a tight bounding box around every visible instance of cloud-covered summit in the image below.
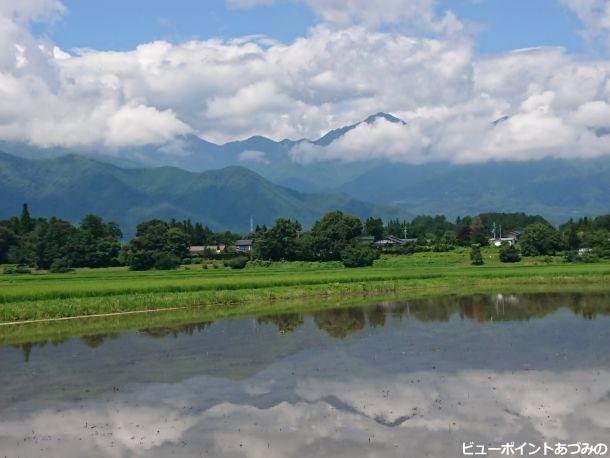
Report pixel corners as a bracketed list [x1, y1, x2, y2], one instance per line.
[1, 0, 610, 164]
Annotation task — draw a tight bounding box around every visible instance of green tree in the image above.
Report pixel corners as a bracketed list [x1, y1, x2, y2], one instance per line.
[254, 218, 302, 261]
[75, 214, 122, 267]
[385, 219, 408, 237]
[565, 220, 580, 250]
[19, 203, 33, 235]
[470, 244, 484, 265]
[433, 231, 457, 252]
[120, 237, 156, 270]
[499, 242, 521, 263]
[340, 244, 380, 268]
[409, 215, 455, 238]
[0, 226, 16, 263]
[33, 218, 79, 269]
[520, 223, 564, 256]
[166, 227, 190, 260]
[416, 233, 429, 250]
[120, 219, 187, 270]
[364, 217, 384, 241]
[135, 220, 169, 251]
[309, 211, 363, 261]
[469, 216, 488, 246]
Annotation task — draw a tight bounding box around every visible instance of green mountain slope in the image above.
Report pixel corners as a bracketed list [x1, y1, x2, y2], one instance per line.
[0, 152, 403, 235]
[337, 159, 610, 224]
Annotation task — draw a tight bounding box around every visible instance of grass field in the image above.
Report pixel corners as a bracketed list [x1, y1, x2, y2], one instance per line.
[2, 248, 610, 325]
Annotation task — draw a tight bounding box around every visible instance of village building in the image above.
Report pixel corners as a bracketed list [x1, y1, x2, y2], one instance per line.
[235, 240, 254, 253]
[373, 235, 411, 248]
[489, 225, 520, 247]
[190, 244, 227, 255]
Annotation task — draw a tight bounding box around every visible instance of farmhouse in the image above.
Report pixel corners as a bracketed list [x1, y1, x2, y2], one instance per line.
[489, 229, 520, 247]
[373, 235, 415, 248]
[190, 245, 227, 255]
[235, 240, 254, 253]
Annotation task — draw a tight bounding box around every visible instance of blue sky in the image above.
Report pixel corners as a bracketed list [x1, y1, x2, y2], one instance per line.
[47, 0, 585, 54]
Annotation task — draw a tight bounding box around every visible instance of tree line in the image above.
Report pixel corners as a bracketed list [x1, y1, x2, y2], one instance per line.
[0, 205, 241, 272]
[1, 205, 609, 272]
[250, 211, 610, 266]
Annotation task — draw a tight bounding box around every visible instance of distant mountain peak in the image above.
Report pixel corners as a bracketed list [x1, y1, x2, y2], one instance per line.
[313, 112, 406, 146]
[492, 115, 510, 126]
[364, 112, 406, 125]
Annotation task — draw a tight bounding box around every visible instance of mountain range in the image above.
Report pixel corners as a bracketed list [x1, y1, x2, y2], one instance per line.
[0, 152, 401, 236]
[1, 112, 610, 232]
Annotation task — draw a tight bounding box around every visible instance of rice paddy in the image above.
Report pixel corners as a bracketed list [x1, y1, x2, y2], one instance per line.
[2, 248, 610, 324]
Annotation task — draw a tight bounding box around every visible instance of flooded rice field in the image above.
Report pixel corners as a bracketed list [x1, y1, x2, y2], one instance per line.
[0, 292, 609, 457]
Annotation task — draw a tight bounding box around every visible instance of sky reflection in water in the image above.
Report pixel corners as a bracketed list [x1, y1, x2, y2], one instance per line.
[0, 292, 609, 457]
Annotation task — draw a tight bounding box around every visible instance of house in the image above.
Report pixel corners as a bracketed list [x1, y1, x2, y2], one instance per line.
[235, 240, 253, 253]
[372, 235, 413, 249]
[489, 227, 520, 247]
[190, 245, 227, 255]
[490, 237, 517, 247]
[357, 236, 375, 245]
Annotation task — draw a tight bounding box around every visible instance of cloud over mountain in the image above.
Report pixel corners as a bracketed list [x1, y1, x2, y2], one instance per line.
[0, 0, 610, 164]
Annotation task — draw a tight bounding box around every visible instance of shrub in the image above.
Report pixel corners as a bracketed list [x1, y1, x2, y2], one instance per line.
[154, 252, 181, 270]
[564, 249, 600, 263]
[384, 245, 415, 255]
[3, 264, 32, 275]
[499, 243, 521, 263]
[49, 258, 73, 273]
[341, 244, 380, 268]
[581, 249, 601, 263]
[470, 244, 484, 266]
[564, 250, 578, 263]
[227, 257, 248, 269]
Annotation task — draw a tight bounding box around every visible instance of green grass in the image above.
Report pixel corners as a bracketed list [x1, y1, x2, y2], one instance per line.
[1, 248, 610, 324]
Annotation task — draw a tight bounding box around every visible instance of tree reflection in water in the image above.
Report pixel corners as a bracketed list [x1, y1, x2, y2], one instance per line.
[10, 291, 610, 362]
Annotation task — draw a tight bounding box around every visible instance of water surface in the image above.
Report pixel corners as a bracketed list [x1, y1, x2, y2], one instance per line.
[1, 292, 609, 457]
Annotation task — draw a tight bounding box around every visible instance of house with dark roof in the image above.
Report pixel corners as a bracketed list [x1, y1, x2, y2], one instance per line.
[373, 235, 414, 249]
[235, 240, 253, 253]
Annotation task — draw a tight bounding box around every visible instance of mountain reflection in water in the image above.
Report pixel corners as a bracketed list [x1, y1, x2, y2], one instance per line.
[0, 292, 609, 457]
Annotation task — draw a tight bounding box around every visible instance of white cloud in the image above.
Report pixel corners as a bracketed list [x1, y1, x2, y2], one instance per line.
[0, 367, 608, 457]
[291, 117, 431, 164]
[230, 0, 464, 34]
[0, 0, 610, 162]
[572, 100, 610, 128]
[239, 150, 271, 164]
[559, 0, 610, 51]
[0, 0, 66, 23]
